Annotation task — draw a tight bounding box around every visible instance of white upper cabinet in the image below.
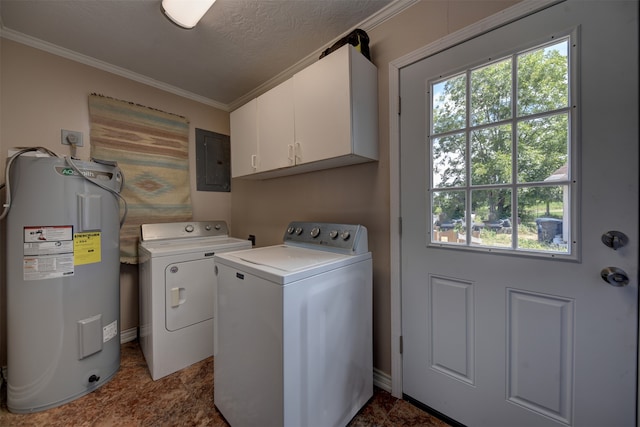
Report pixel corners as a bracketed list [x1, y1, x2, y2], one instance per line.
[230, 99, 257, 178]
[293, 44, 378, 167]
[256, 79, 295, 172]
[231, 44, 378, 179]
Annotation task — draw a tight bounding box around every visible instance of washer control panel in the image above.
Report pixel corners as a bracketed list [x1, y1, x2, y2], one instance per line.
[283, 221, 368, 254]
[141, 220, 229, 241]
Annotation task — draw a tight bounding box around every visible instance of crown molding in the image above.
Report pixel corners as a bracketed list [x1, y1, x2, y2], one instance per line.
[0, 25, 229, 111]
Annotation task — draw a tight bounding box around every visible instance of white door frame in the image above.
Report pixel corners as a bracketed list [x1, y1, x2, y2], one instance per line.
[388, 2, 639, 419]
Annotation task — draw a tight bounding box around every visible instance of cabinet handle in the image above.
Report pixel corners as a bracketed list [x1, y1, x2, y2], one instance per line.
[288, 144, 295, 165]
[251, 154, 257, 169]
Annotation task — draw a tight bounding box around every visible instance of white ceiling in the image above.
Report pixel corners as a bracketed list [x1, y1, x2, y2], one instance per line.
[0, 0, 414, 111]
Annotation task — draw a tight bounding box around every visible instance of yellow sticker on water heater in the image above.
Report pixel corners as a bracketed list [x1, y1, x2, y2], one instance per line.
[74, 232, 102, 265]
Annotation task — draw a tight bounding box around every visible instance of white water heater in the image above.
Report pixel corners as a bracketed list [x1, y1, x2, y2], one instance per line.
[4, 152, 123, 413]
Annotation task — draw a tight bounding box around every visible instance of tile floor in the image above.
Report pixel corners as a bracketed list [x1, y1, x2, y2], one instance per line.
[0, 340, 450, 426]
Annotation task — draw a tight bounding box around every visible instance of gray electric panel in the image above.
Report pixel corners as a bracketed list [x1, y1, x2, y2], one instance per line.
[5, 154, 123, 413]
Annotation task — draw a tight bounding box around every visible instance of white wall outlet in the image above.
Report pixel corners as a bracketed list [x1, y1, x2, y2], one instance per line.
[61, 129, 84, 146]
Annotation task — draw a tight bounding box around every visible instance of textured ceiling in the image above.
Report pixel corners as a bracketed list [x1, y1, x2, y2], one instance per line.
[0, 0, 407, 110]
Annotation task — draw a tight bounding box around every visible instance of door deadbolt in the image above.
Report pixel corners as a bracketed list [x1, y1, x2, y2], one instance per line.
[601, 231, 629, 250]
[600, 267, 630, 287]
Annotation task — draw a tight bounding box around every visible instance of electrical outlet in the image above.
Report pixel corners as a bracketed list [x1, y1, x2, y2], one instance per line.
[61, 129, 84, 146]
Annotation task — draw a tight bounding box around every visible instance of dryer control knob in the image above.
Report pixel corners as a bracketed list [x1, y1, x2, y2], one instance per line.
[310, 227, 320, 238]
[295, 227, 303, 235]
[341, 231, 351, 240]
[185, 225, 194, 233]
[287, 227, 295, 234]
[205, 225, 212, 231]
[329, 230, 339, 239]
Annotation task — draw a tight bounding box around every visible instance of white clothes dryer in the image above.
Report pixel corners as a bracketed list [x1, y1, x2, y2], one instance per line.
[214, 221, 373, 427]
[138, 221, 251, 380]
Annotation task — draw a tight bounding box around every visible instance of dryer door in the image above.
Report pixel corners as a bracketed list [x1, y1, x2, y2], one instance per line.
[165, 258, 215, 331]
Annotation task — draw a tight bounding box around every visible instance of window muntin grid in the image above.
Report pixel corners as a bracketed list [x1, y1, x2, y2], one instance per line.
[429, 37, 574, 257]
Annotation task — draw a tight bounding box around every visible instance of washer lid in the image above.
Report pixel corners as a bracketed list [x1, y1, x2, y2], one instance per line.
[234, 245, 345, 272]
[214, 245, 371, 284]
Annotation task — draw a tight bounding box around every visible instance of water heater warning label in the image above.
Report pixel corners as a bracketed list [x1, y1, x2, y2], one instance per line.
[74, 232, 101, 265]
[23, 226, 74, 281]
[24, 225, 72, 243]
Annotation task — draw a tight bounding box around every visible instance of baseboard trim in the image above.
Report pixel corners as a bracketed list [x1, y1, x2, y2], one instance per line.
[373, 367, 392, 393]
[120, 327, 138, 344]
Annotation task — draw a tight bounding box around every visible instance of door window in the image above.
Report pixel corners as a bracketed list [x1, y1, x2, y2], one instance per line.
[429, 37, 574, 258]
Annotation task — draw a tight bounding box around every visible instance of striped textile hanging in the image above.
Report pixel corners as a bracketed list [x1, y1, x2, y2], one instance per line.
[89, 94, 192, 264]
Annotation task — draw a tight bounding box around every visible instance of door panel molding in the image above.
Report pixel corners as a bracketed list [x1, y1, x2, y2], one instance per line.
[430, 275, 475, 385]
[506, 289, 574, 424]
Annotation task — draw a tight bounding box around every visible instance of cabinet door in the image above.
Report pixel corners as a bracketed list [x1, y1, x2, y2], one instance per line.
[257, 79, 295, 171]
[230, 99, 258, 178]
[293, 45, 352, 165]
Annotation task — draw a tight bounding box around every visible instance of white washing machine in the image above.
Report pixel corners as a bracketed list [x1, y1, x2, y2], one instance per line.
[214, 221, 373, 427]
[138, 220, 251, 380]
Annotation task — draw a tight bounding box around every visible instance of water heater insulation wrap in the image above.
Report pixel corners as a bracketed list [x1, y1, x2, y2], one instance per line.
[6, 155, 122, 413]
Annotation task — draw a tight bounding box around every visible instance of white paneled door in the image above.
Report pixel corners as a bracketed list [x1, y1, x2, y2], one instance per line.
[399, 2, 638, 426]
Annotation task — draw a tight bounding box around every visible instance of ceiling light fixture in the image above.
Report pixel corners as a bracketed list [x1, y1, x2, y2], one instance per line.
[162, 0, 216, 29]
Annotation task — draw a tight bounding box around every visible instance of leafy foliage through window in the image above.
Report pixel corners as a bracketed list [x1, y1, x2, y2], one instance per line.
[429, 38, 573, 255]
